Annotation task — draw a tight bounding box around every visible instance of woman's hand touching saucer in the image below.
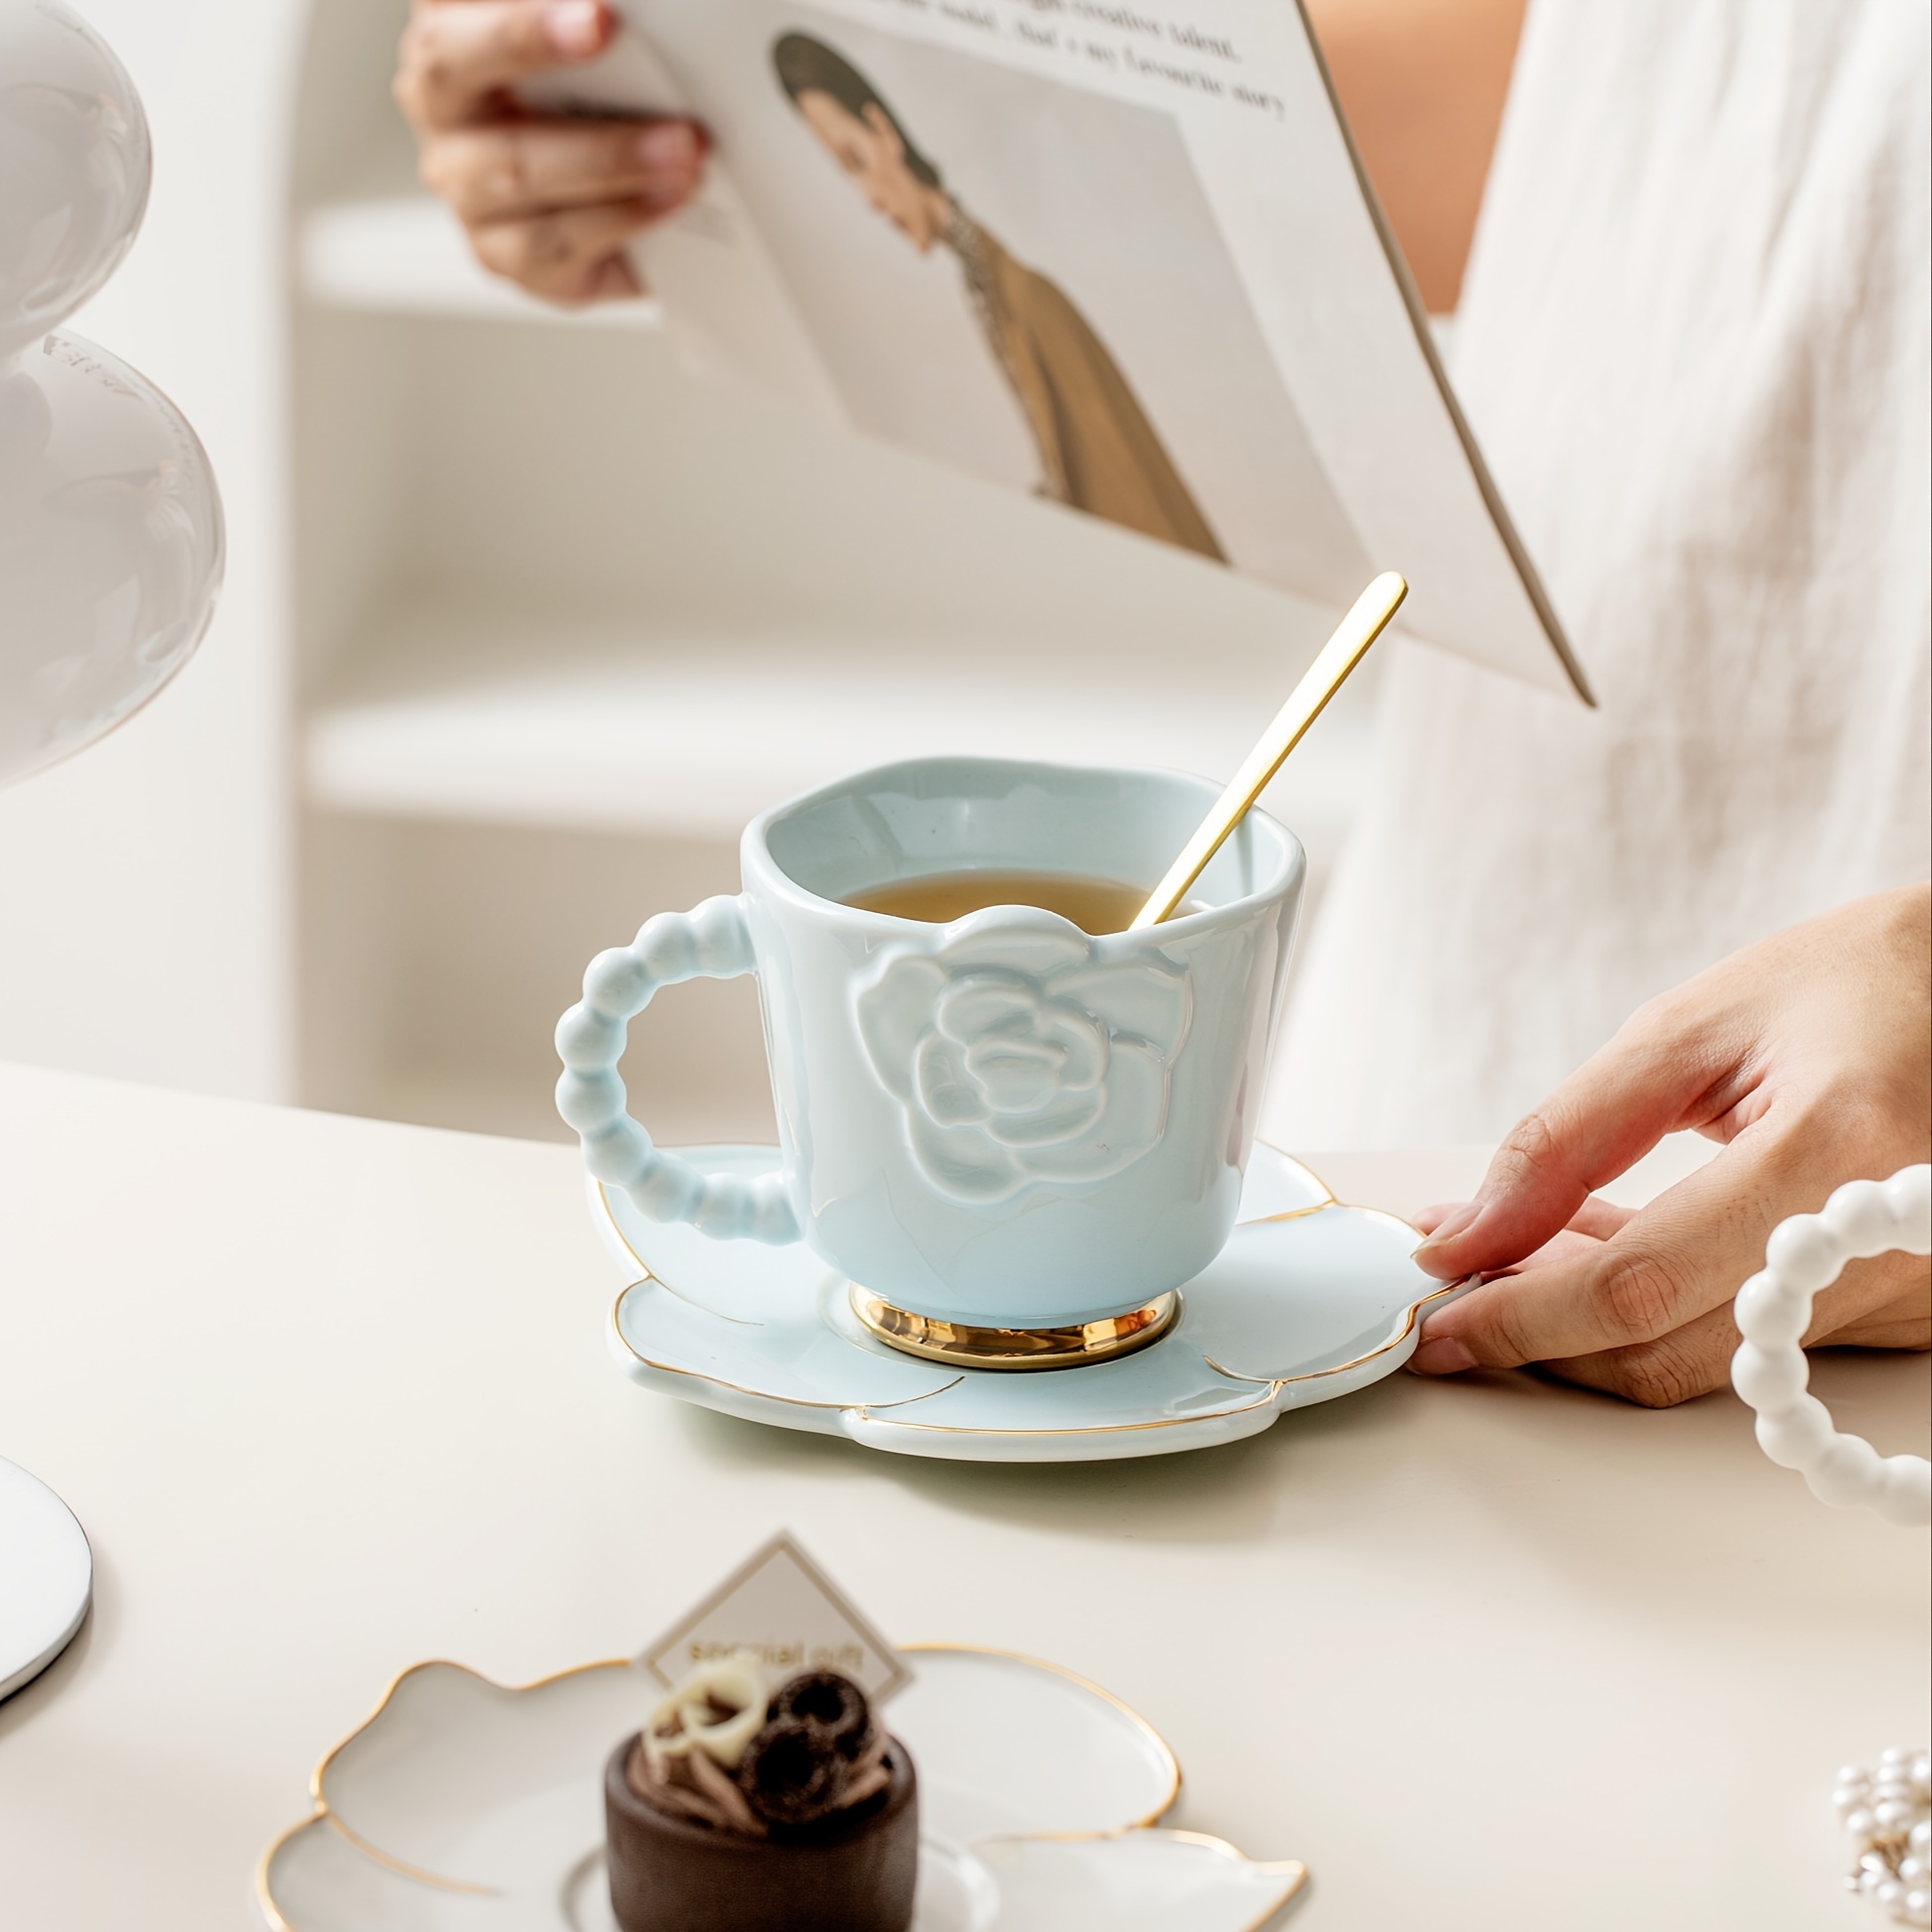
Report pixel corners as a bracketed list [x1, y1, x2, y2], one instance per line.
[1407, 885, 1932, 1406]
[394, 0, 705, 305]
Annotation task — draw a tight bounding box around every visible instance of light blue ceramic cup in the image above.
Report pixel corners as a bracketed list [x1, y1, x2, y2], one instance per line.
[557, 757, 1304, 1329]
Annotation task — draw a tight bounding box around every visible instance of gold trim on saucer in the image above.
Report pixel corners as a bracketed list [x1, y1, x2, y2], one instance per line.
[1251, 1134, 1428, 1238]
[850, 1285, 1179, 1370]
[595, 1160, 1442, 1443]
[1233, 1143, 1335, 1221]
[847, 1279, 1461, 1439]
[608, 1281, 965, 1412]
[1201, 1278, 1463, 1386]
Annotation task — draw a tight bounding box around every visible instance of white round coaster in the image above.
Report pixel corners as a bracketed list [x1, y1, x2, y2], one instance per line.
[0, 1457, 92, 1702]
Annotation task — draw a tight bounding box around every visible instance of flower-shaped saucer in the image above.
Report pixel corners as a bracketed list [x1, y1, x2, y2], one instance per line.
[257, 1645, 1306, 1930]
[595, 1144, 1451, 1463]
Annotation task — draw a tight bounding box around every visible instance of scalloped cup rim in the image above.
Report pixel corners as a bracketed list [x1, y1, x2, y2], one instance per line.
[744, 753, 1303, 942]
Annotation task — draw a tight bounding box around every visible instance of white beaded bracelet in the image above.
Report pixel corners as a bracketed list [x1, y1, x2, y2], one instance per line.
[1732, 1170, 1930, 1921]
[1730, 1165, 1932, 1526]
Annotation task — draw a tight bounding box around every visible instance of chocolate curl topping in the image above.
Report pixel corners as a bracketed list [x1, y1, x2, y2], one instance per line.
[739, 1717, 847, 1826]
[628, 1668, 894, 1836]
[739, 1672, 889, 1828]
[768, 1671, 871, 1758]
[643, 1659, 767, 1772]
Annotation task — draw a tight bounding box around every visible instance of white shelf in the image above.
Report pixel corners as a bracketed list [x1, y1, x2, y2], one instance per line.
[298, 195, 665, 328]
[305, 605, 1377, 863]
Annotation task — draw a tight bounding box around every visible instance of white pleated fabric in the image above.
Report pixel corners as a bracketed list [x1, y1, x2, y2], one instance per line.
[1263, 0, 1931, 1150]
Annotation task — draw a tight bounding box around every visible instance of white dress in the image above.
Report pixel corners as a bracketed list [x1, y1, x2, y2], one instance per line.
[1263, 0, 1931, 1150]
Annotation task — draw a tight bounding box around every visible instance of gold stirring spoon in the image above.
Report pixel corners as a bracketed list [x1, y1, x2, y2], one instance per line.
[1129, 572, 1409, 930]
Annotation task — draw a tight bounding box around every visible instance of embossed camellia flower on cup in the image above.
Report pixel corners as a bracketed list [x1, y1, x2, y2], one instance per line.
[557, 756, 1305, 1368]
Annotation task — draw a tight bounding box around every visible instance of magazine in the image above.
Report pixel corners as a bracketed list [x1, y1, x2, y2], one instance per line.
[531, 0, 1591, 701]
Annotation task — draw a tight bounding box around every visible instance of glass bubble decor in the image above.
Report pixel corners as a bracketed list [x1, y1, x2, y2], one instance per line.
[0, 0, 224, 788]
[0, 0, 226, 1708]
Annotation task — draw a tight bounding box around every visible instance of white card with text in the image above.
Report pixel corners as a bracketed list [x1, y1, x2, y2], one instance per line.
[642, 1532, 911, 1703]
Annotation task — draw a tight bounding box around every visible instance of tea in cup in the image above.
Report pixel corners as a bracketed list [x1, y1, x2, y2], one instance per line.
[844, 869, 1162, 934]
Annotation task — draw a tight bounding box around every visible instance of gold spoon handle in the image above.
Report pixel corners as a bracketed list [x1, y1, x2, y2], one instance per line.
[1129, 572, 1408, 930]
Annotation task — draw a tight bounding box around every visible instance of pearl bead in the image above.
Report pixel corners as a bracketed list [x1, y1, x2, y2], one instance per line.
[1823, 1178, 1899, 1258]
[1735, 1272, 1808, 1347]
[1877, 1456, 1932, 1525]
[1899, 1857, 1926, 1885]
[1765, 1216, 1843, 1292]
[1910, 1819, 1931, 1856]
[1880, 1165, 1932, 1225]
[1732, 1339, 1808, 1410]
[1850, 1808, 1879, 1838]
[1810, 1434, 1884, 1508]
[1877, 1800, 1915, 1833]
[1756, 1395, 1835, 1468]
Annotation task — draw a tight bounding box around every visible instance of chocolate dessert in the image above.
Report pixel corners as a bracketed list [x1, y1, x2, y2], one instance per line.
[605, 1660, 918, 1932]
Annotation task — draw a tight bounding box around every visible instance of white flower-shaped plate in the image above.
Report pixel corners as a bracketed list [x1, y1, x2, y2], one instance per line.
[257, 1645, 1305, 1931]
[595, 1144, 1451, 1463]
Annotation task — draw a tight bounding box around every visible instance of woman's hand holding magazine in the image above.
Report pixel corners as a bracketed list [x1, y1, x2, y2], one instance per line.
[394, 0, 705, 305]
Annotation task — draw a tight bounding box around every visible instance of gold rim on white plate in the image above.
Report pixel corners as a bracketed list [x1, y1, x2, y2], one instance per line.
[255, 1642, 1197, 1924]
[970, 1828, 1310, 1930]
[899, 1640, 1181, 1829]
[255, 1652, 636, 1920]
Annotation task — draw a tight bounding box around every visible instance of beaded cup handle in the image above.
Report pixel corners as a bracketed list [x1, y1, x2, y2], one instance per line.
[1730, 1165, 1931, 1526]
[555, 897, 800, 1243]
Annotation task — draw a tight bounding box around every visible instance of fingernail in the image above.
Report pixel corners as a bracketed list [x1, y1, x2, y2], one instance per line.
[637, 122, 698, 171]
[546, 0, 605, 58]
[1415, 1202, 1481, 1252]
[1411, 1333, 1479, 1375]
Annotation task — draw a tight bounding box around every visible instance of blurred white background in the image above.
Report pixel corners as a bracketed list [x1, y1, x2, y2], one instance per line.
[0, 0, 1385, 1146]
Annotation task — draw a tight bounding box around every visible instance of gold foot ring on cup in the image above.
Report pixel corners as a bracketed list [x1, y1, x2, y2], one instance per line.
[849, 1286, 1179, 1371]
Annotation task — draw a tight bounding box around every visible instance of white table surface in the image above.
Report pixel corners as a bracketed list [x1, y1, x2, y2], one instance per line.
[0, 1061, 1924, 1930]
